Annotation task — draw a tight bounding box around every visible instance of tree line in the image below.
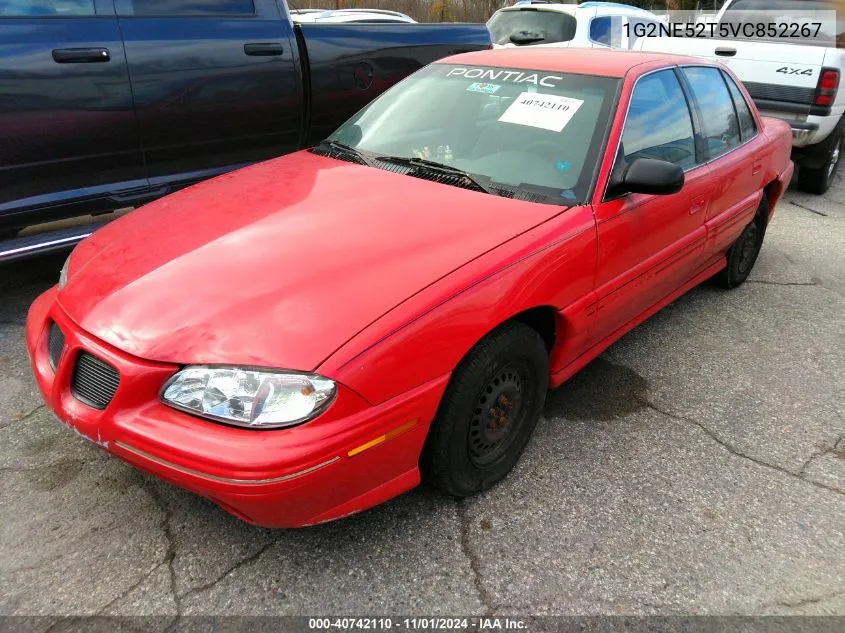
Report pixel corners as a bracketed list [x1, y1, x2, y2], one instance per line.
[291, 1, 706, 23]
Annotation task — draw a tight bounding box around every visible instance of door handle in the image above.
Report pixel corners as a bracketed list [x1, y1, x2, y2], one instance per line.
[752, 161, 763, 175]
[52, 47, 110, 63]
[715, 47, 736, 57]
[689, 195, 708, 215]
[244, 43, 284, 57]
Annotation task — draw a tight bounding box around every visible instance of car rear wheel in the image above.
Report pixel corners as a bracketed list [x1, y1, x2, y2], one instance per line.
[797, 132, 843, 195]
[420, 321, 548, 497]
[713, 195, 767, 289]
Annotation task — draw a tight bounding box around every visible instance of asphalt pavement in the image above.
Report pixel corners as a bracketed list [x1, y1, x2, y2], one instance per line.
[1, 173, 843, 620]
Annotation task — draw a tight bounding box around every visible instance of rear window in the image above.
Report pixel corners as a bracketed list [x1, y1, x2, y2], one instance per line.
[487, 9, 577, 46]
[127, 0, 254, 15]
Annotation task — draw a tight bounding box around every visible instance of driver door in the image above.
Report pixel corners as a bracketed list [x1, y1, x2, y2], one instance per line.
[590, 68, 712, 343]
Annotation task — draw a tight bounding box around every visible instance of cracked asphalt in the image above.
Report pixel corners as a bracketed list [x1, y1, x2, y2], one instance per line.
[1, 174, 844, 619]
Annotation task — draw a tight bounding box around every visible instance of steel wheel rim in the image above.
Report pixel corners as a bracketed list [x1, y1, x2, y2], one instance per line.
[468, 366, 525, 468]
[827, 138, 842, 179]
[737, 222, 760, 275]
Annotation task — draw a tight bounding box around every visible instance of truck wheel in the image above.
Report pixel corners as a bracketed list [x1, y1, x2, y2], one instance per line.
[420, 321, 548, 497]
[797, 132, 843, 194]
[713, 195, 767, 289]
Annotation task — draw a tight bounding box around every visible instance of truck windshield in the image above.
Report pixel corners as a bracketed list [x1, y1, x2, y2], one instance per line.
[487, 9, 577, 46]
[326, 64, 618, 204]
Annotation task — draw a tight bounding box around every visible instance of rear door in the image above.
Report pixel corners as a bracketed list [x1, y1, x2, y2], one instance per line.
[0, 0, 145, 222]
[679, 65, 767, 260]
[114, 0, 301, 191]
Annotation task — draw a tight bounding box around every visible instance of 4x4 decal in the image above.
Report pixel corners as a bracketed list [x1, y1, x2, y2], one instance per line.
[776, 67, 815, 76]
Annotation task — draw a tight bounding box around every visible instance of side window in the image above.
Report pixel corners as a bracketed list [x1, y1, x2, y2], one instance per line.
[0, 0, 95, 15]
[589, 16, 622, 47]
[681, 66, 742, 159]
[722, 70, 757, 141]
[127, 0, 254, 15]
[590, 17, 611, 45]
[621, 69, 696, 171]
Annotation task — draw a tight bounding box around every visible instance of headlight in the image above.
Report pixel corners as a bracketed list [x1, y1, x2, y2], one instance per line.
[161, 366, 336, 429]
[58, 254, 70, 289]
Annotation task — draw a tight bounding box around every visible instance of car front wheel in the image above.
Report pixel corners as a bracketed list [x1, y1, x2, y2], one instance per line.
[420, 321, 549, 497]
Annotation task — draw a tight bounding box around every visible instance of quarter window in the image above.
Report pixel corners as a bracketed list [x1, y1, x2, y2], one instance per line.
[127, 0, 254, 15]
[681, 66, 742, 159]
[722, 70, 757, 141]
[621, 69, 697, 171]
[590, 16, 622, 47]
[0, 0, 95, 15]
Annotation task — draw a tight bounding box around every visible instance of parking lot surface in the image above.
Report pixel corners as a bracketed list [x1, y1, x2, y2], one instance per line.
[1, 176, 843, 618]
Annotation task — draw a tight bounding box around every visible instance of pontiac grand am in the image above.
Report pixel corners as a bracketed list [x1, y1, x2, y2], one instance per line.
[26, 49, 793, 527]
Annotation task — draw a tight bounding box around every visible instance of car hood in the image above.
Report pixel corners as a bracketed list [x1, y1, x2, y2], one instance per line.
[58, 151, 565, 370]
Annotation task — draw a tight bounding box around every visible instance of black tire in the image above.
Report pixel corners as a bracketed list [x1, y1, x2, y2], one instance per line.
[713, 195, 767, 289]
[797, 132, 843, 194]
[420, 321, 548, 497]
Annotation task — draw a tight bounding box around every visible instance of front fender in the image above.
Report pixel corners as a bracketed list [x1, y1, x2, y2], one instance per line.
[318, 206, 598, 404]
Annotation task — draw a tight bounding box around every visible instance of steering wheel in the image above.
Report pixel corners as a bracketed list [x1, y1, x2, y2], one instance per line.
[524, 140, 562, 162]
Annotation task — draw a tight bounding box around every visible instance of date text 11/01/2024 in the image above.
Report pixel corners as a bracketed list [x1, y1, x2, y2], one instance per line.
[308, 618, 528, 630]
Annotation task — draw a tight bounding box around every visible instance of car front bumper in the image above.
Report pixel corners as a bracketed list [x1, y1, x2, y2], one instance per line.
[25, 287, 448, 528]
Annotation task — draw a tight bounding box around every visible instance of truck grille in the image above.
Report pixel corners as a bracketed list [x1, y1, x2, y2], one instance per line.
[743, 81, 815, 105]
[47, 322, 64, 371]
[71, 353, 120, 409]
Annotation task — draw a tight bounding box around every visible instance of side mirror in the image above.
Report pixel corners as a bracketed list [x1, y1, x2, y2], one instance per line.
[615, 158, 685, 196]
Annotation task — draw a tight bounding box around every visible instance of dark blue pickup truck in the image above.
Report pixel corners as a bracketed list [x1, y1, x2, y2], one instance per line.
[0, 0, 490, 261]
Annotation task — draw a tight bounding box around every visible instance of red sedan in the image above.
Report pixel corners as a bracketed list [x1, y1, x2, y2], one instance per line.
[26, 49, 793, 527]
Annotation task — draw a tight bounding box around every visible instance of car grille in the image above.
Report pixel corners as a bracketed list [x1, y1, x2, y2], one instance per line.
[71, 353, 120, 409]
[47, 322, 65, 371]
[743, 81, 815, 106]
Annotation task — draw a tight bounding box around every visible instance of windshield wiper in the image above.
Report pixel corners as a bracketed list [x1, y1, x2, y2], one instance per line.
[380, 156, 495, 195]
[509, 34, 545, 45]
[315, 139, 375, 167]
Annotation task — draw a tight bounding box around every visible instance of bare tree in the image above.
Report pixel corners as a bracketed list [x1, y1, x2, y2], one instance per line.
[292, 0, 701, 23]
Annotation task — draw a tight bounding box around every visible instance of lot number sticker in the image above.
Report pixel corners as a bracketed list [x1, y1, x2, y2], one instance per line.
[498, 92, 584, 132]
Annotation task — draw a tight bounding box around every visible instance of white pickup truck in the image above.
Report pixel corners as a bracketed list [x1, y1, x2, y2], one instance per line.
[637, 0, 845, 193]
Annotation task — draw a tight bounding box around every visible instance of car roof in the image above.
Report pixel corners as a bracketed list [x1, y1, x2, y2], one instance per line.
[441, 48, 707, 78]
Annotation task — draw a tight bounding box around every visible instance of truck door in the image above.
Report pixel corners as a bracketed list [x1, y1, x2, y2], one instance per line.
[0, 0, 145, 222]
[114, 0, 301, 191]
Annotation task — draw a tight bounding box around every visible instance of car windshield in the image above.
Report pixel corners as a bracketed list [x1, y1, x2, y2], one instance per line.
[487, 9, 578, 46]
[326, 64, 619, 204]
